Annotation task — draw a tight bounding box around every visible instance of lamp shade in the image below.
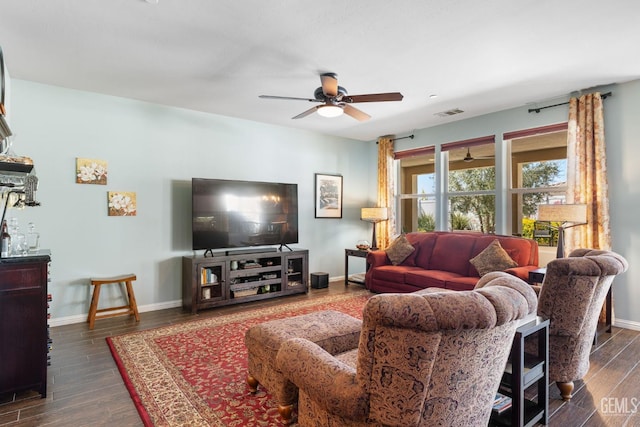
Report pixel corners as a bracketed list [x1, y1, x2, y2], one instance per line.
[361, 207, 388, 222]
[537, 204, 587, 224]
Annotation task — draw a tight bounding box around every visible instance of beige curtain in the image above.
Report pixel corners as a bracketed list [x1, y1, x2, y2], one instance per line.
[376, 136, 394, 249]
[565, 92, 611, 253]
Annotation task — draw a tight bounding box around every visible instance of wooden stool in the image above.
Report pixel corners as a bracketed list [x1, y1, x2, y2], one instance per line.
[87, 274, 139, 330]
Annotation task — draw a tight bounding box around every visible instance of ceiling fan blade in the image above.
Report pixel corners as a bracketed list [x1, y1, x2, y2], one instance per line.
[292, 106, 319, 119]
[259, 95, 321, 102]
[343, 104, 371, 122]
[344, 92, 404, 103]
[320, 73, 338, 97]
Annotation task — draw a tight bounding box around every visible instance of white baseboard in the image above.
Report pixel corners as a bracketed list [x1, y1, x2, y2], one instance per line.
[613, 318, 640, 331]
[48, 299, 183, 327]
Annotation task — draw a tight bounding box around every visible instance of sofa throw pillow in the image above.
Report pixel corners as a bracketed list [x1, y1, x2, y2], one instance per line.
[470, 239, 518, 277]
[385, 234, 415, 266]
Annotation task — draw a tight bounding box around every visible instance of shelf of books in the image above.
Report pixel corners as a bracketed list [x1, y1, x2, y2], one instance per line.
[200, 264, 224, 302]
[490, 316, 549, 427]
[492, 392, 512, 415]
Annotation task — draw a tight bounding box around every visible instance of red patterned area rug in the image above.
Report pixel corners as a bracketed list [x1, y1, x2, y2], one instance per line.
[106, 290, 372, 426]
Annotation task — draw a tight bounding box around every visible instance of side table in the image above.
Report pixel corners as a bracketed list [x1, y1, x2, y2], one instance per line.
[344, 248, 369, 286]
[491, 315, 549, 427]
[528, 267, 546, 284]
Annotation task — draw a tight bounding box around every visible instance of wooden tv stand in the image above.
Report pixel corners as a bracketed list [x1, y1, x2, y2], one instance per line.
[182, 249, 309, 314]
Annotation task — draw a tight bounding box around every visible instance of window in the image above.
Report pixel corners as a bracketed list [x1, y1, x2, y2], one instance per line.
[444, 139, 495, 232]
[397, 136, 496, 233]
[395, 128, 566, 239]
[507, 126, 568, 245]
[396, 147, 436, 233]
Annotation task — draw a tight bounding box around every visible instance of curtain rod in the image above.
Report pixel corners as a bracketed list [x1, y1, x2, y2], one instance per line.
[528, 92, 612, 114]
[391, 135, 414, 142]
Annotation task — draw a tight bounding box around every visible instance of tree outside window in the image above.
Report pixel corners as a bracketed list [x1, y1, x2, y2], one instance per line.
[448, 167, 496, 233]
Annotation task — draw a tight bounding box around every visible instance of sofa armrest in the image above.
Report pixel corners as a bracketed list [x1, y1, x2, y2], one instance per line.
[505, 265, 539, 282]
[276, 338, 368, 421]
[366, 250, 389, 268]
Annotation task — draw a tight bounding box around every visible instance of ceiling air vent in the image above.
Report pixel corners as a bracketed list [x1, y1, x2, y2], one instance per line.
[434, 108, 464, 117]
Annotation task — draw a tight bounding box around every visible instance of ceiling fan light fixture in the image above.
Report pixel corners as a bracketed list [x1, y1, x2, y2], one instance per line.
[463, 148, 474, 162]
[317, 104, 343, 118]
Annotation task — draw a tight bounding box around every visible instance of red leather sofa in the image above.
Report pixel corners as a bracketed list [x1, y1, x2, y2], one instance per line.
[365, 231, 539, 293]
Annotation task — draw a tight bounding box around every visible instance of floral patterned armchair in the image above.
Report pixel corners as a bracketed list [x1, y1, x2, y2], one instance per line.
[533, 248, 628, 401]
[276, 273, 537, 426]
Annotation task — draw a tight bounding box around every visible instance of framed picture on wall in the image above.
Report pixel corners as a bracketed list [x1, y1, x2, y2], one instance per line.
[107, 191, 137, 216]
[315, 173, 343, 218]
[76, 158, 108, 185]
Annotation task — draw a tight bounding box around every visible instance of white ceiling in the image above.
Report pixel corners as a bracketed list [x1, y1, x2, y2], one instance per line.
[1, 0, 639, 141]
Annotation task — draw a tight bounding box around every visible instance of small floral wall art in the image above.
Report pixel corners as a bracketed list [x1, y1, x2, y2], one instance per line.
[76, 158, 108, 185]
[108, 191, 137, 216]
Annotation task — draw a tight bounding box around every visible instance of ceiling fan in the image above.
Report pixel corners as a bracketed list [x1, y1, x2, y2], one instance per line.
[463, 147, 494, 162]
[259, 73, 403, 122]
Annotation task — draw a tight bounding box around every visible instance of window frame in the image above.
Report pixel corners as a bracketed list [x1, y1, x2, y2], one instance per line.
[506, 124, 569, 239]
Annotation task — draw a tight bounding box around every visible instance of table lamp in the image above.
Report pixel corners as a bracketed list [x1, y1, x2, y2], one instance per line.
[360, 207, 388, 250]
[537, 203, 587, 258]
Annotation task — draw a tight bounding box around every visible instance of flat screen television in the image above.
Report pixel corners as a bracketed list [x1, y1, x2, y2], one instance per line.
[192, 178, 299, 251]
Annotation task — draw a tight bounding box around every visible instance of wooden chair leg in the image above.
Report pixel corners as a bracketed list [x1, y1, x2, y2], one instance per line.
[87, 284, 101, 330]
[125, 280, 140, 322]
[246, 374, 259, 393]
[557, 381, 574, 401]
[278, 404, 294, 425]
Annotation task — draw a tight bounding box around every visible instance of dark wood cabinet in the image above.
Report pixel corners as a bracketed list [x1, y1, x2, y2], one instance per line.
[183, 249, 309, 314]
[0, 252, 51, 397]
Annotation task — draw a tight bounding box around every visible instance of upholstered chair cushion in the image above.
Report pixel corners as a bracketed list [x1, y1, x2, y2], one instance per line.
[470, 239, 518, 276]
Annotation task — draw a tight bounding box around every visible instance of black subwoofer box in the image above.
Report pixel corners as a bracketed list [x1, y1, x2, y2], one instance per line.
[310, 272, 329, 289]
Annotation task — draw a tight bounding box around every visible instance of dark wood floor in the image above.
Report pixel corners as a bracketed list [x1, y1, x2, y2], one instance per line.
[1, 281, 639, 426]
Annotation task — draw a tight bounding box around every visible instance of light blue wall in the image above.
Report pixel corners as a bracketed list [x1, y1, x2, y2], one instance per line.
[602, 79, 640, 329]
[8, 80, 376, 323]
[9, 78, 639, 329]
[394, 80, 640, 328]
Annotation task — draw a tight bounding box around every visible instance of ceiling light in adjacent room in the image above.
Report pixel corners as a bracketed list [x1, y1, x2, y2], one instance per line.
[317, 104, 343, 118]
